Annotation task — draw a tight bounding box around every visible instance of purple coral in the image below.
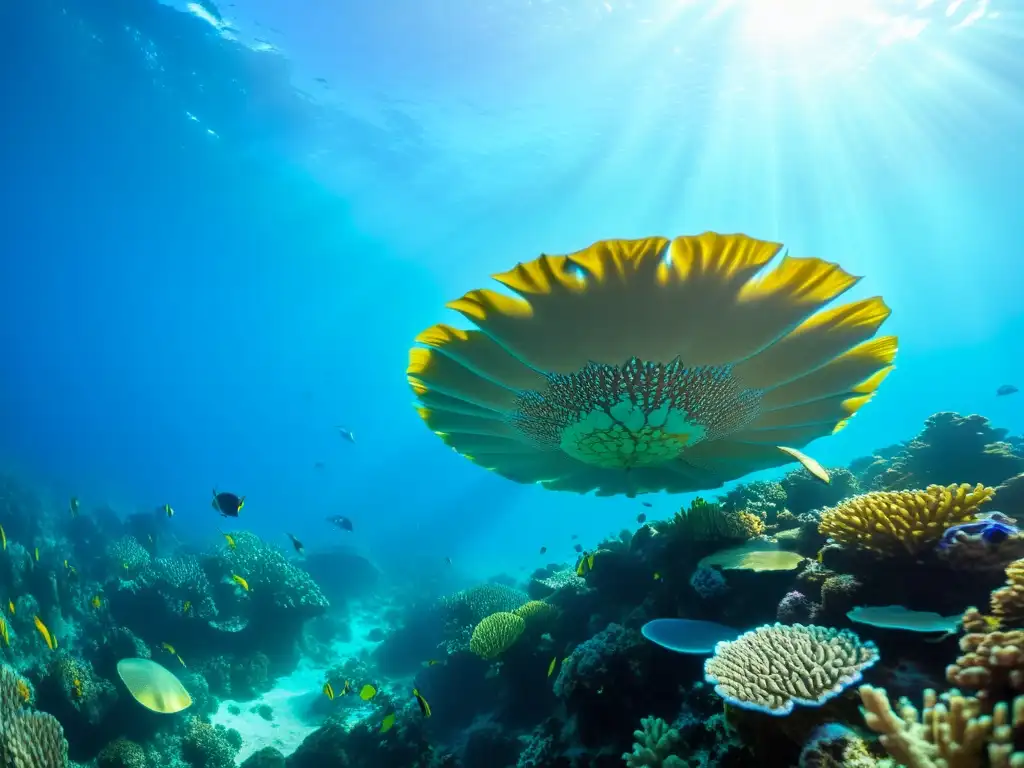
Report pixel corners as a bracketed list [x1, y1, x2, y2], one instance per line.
[689, 566, 729, 600]
[777, 591, 815, 624]
[553, 623, 640, 699]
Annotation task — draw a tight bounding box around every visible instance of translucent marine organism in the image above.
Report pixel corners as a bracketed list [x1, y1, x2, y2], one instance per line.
[407, 232, 896, 496]
[116, 658, 192, 714]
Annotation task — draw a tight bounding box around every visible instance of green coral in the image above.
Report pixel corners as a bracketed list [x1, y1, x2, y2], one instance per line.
[217, 533, 327, 614]
[623, 716, 685, 768]
[182, 717, 241, 768]
[469, 612, 525, 659]
[97, 739, 147, 768]
[439, 583, 529, 654]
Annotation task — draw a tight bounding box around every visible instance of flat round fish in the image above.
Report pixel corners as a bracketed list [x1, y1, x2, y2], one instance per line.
[641, 618, 743, 654]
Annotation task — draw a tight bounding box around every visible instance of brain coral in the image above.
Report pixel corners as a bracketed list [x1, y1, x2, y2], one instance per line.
[469, 612, 526, 660]
[818, 483, 995, 556]
[703, 623, 879, 715]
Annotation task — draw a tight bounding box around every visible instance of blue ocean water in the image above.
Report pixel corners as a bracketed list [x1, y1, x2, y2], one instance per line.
[1, 0, 1021, 585]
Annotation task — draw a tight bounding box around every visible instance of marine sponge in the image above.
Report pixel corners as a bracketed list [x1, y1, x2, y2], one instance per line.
[860, 684, 1024, 767]
[0, 663, 68, 768]
[703, 623, 879, 715]
[469, 612, 526, 660]
[818, 483, 995, 556]
[622, 716, 685, 768]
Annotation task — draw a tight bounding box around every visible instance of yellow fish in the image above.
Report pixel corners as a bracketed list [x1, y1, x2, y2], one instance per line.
[222, 533, 236, 550]
[359, 684, 376, 701]
[423, 659, 443, 667]
[547, 656, 558, 678]
[182, 601, 192, 615]
[164, 504, 174, 518]
[69, 497, 80, 517]
[778, 446, 831, 485]
[33, 615, 56, 650]
[90, 595, 102, 609]
[0, 618, 8, 647]
[231, 575, 249, 591]
[322, 682, 334, 700]
[72, 678, 83, 697]
[379, 711, 396, 733]
[0, 524, 6, 551]
[653, 572, 661, 581]
[15, 679, 29, 702]
[587, 553, 595, 570]
[33, 548, 39, 562]
[413, 688, 431, 718]
[7, 600, 13, 615]
[162, 642, 176, 655]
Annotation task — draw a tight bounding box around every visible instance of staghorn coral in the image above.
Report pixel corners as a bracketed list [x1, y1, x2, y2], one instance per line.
[0, 662, 68, 768]
[137, 556, 218, 619]
[818, 484, 995, 556]
[703, 623, 879, 715]
[107, 536, 151, 573]
[469, 612, 525, 660]
[945, 607, 1024, 702]
[217, 533, 328, 614]
[860, 684, 1024, 767]
[622, 716, 685, 768]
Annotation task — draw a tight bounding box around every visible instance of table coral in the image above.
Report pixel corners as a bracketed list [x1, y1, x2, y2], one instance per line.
[818, 483, 995, 556]
[703, 623, 879, 716]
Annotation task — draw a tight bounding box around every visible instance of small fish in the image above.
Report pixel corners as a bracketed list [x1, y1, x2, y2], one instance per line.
[641, 502, 652, 508]
[0, 618, 8, 647]
[212, 490, 245, 517]
[653, 572, 662, 581]
[313, 461, 327, 471]
[64, 560, 77, 576]
[413, 688, 431, 717]
[0, 525, 6, 551]
[163, 504, 175, 518]
[34, 616, 56, 650]
[327, 515, 354, 532]
[72, 678, 83, 697]
[997, 384, 1019, 397]
[16, 679, 29, 702]
[574, 544, 583, 553]
[90, 595, 102, 609]
[162, 642, 177, 655]
[570, 534, 578, 540]
[778, 445, 831, 484]
[33, 547, 39, 562]
[341, 680, 350, 695]
[122, 563, 130, 573]
[539, 546, 547, 555]
[359, 684, 376, 700]
[221, 532, 236, 550]
[287, 533, 305, 556]
[547, 656, 558, 677]
[322, 682, 335, 700]
[336, 426, 356, 443]
[587, 553, 595, 570]
[423, 659, 443, 667]
[231, 575, 250, 591]
[182, 600, 192, 615]
[445, 557, 452, 566]
[637, 513, 647, 524]
[379, 711, 396, 733]
[7, 600, 13, 615]
[69, 497, 80, 517]
[576, 554, 589, 577]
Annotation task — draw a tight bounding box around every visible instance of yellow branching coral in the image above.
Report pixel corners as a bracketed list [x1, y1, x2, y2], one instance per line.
[860, 684, 1024, 767]
[818, 483, 995, 556]
[514, 600, 555, 624]
[469, 612, 526, 660]
[408, 232, 896, 496]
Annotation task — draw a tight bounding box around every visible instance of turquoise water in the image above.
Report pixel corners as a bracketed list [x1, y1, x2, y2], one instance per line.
[2, 0, 1021, 579]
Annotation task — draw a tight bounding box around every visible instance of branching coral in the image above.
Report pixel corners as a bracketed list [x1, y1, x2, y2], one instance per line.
[96, 739, 147, 768]
[531, 569, 588, 596]
[0, 662, 68, 768]
[469, 612, 525, 660]
[622, 716, 685, 768]
[137, 556, 218, 619]
[818, 484, 995, 556]
[993, 559, 1024, 625]
[946, 608, 1024, 701]
[860, 684, 1024, 767]
[50, 653, 116, 724]
[218, 533, 328, 614]
[107, 536, 151, 573]
[703, 623, 879, 715]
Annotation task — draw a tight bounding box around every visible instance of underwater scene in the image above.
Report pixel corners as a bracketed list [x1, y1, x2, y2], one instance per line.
[2, 0, 1023, 766]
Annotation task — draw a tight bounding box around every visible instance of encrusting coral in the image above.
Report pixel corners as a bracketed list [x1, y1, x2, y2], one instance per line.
[703, 623, 879, 715]
[818, 483, 995, 556]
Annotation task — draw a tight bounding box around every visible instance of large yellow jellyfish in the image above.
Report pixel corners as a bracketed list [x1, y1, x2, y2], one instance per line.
[407, 232, 896, 497]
